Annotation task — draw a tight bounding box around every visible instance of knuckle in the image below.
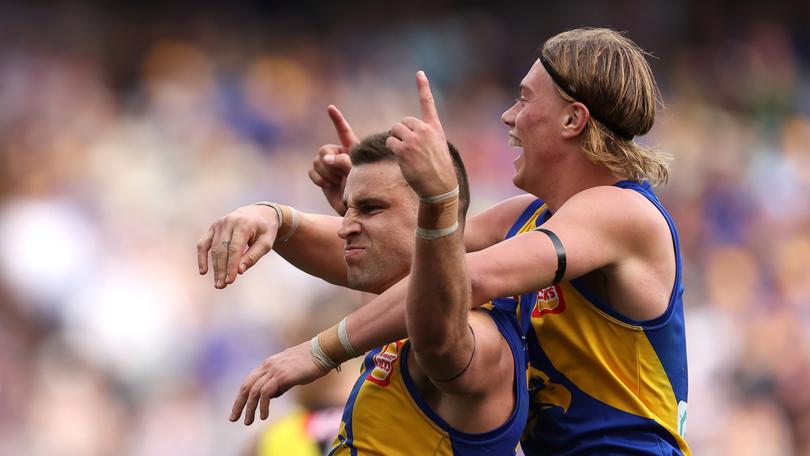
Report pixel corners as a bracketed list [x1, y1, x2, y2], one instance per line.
[248, 385, 262, 398]
[260, 382, 275, 395]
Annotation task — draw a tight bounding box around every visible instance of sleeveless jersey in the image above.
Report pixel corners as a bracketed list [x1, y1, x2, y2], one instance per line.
[328, 302, 528, 455]
[508, 180, 690, 455]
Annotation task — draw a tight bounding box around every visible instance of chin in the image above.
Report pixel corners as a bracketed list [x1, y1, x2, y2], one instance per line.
[347, 274, 382, 295]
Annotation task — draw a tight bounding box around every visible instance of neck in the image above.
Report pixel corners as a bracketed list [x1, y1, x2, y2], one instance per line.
[528, 146, 626, 213]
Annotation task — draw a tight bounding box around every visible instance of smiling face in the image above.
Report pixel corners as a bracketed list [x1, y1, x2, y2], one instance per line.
[338, 161, 419, 294]
[501, 59, 570, 193]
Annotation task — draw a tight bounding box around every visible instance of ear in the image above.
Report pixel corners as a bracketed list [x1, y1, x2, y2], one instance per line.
[561, 102, 589, 138]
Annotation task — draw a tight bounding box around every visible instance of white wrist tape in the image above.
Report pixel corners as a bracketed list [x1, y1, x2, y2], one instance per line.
[254, 201, 283, 226]
[338, 317, 362, 358]
[420, 186, 459, 204]
[277, 207, 299, 242]
[253, 201, 298, 242]
[310, 335, 340, 371]
[416, 222, 459, 241]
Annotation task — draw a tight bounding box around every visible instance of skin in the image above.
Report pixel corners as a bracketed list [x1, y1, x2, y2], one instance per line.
[224, 155, 516, 432]
[338, 162, 418, 295]
[202, 61, 675, 425]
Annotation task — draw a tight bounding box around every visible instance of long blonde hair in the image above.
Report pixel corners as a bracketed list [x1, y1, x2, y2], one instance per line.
[542, 28, 670, 185]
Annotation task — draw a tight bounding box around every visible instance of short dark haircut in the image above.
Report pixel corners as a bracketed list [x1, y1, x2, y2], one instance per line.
[349, 132, 470, 223]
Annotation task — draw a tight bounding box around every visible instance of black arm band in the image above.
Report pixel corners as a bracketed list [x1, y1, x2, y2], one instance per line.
[535, 228, 567, 285]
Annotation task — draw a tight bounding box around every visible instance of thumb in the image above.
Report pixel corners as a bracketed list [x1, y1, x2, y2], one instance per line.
[329, 152, 353, 175]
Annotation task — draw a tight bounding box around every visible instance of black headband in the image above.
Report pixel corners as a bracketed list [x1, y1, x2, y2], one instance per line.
[538, 54, 634, 141]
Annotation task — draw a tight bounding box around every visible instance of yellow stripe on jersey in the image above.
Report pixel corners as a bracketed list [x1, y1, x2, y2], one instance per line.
[513, 200, 690, 455]
[533, 282, 688, 452]
[330, 341, 454, 455]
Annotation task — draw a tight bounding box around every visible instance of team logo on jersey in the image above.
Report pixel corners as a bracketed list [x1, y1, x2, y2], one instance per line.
[366, 341, 403, 387]
[528, 367, 571, 414]
[531, 284, 566, 318]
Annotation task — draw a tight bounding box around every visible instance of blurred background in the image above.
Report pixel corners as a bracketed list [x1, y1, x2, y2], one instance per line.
[0, 0, 808, 454]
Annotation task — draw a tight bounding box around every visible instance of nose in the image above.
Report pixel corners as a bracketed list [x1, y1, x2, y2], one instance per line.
[501, 103, 516, 128]
[338, 210, 361, 240]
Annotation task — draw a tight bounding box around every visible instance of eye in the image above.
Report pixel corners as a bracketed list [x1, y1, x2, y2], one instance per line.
[360, 205, 383, 215]
[515, 96, 528, 105]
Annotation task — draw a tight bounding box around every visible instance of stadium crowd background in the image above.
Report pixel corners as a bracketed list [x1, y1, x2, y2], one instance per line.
[1, 1, 809, 454]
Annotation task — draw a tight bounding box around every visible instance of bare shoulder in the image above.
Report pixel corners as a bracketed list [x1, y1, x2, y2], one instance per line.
[554, 185, 676, 320]
[556, 185, 669, 245]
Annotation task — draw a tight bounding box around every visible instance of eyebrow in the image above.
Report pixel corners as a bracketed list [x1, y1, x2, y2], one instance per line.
[519, 84, 533, 96]
[345, 195, 388, 208]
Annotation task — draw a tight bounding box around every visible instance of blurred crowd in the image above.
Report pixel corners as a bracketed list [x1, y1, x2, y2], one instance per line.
[0, 1, 809, 455]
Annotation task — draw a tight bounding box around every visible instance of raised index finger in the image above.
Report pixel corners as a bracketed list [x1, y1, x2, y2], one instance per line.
[327, 105, 359, 148]
[416, 71, 440, 127]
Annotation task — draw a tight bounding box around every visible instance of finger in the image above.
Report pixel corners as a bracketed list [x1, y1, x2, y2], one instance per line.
[385, 135, 404, 155]
[390, 122, 415, 143]
[213, 224, 234, 289]
[231, 368, 266, 422]
[244, 372, 272, 425]
[309, 167, 333, 189]
[211, 232, 233, 289]
[313, 155, 342, 186]
[400, 116, 423, 132]
[259, 377, 279, 420]
[416, 71, 441, 127]
[239, 238, 273, 274]
[197, 226, 214, 275]
[225, 229, 248, 284]
[327, 105, 359, 148]
[328, 152, 353, 175]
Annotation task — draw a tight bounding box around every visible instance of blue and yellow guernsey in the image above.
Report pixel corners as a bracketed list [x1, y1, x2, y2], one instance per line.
[509, 180, 690, 456]
[328, 303, 528, 455]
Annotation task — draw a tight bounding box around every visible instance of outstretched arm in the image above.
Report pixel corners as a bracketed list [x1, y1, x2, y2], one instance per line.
[198, 205, 348, 288]
[197, 188, 531, 291]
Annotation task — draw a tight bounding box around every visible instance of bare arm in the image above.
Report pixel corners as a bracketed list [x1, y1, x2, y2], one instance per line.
[230, 184, 660, 423]
[198, 192, 532, 290]
[347, 185, 658, 351]
[197, 205, 348, 288]
[388, 71, 512, 393]
[464, 194, 537, 252]
[387, 71, 474, 384]
[273, 212, 347, 286]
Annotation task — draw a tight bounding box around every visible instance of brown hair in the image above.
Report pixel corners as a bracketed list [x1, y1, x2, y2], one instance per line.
[541, 28, 670, 184]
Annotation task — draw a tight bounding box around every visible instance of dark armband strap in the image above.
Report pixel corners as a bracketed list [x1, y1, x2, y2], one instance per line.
[431, 324, 476, 383]
[535, 228, 567, 285]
